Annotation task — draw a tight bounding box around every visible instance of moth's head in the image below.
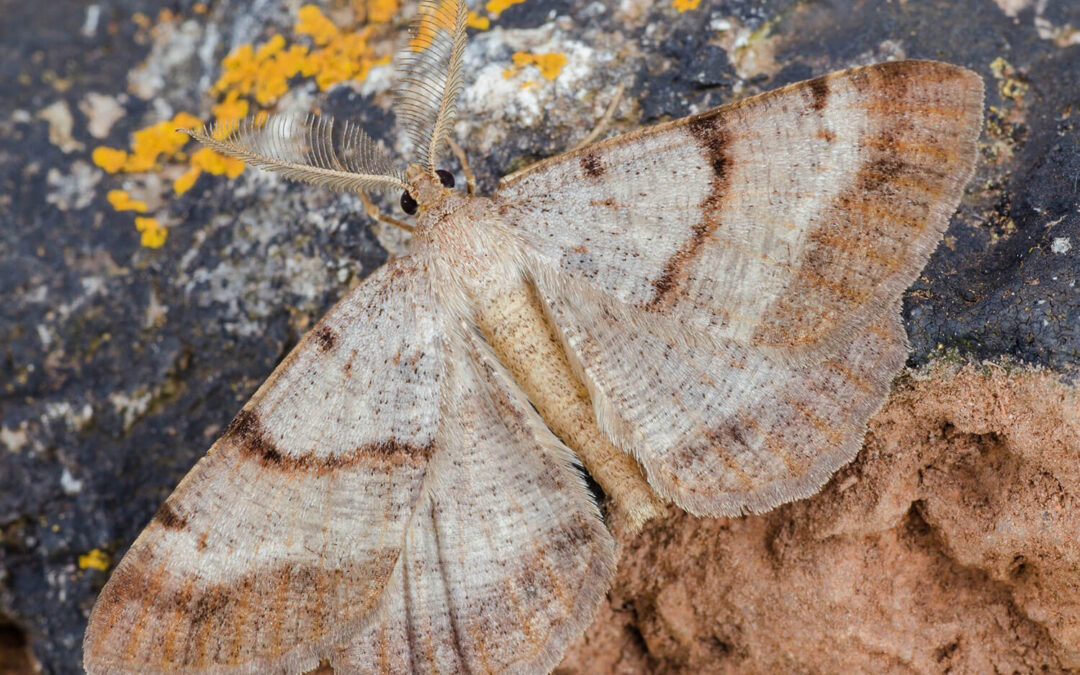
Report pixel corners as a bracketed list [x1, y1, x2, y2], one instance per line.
[401, 165, 458, 216]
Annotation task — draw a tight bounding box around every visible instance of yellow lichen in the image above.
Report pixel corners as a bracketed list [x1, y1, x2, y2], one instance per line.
[106, 190, 148, 212]
[366, 0, 399, 24]
[304, 28, 388, 90]
[78, 548, 111, 572]
[409, 0, 460, 52]
[466, 10, 490, 30]
[214, 6, 386, 106]
[989, 56, 1011, 79]
[672, 0, 701, 11]
[123, 121, 181, 171]
[92, 147, 128, 173]
[1000, 77, 1028, 100]
[100, 4, 399, 246]
[122, 112, 202, 172]
[191, 147, 245, 178]
[212, 44, 259, 97]
[258, 45, 310, 103]
[212, 91, 250, 122]
[214, 39, 312, 106]
[989, 56, 1028, 102]
[173, 168, 201, 195]
[254, 34, 287, 63]
[486, 0, 526, 15]
[135, 217, 168, 248]
[172, 111, 202, 130]
[94, 112, 201, 177]
[296, 5, 341, 46]
[507, 52, 568, 81]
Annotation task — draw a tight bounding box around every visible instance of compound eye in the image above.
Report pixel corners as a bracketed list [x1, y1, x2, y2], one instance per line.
[436, 169, 455, 188]
[400, 190, 418, 215]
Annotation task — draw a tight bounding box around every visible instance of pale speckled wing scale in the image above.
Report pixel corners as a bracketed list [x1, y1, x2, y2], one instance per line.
[497, 61, 984, 516]
[83, 258, 445, 674]
[539, 274, 908, 515]
[82, 254, 616, 674]
[500, 61, 983, 358]
[333, 330, 615, 674]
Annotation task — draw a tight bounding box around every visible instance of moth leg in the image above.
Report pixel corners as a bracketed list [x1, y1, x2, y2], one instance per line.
[572, 83, 625, 150]
[446, 137, 477, 195]
[358, 192, 414, 232]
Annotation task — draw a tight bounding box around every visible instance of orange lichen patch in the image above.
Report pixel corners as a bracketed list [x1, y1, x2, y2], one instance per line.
[425, 0, 461, 30]
[93, 111, 202, 176]
[173, 168, 201, 196]
[258, 45, 310, 104]
[486, 0, 526, 15]
[121, 127, 180, 171]
[365, 0, 399, 24]
[989, 56, 1029, 101]
[213, 38, 312, 106]
[296, 4, 341, 46]
[505, 52, 568, 81]
[92, 147, 129, 174]
[212, 92, 250, 123]
[467, 10, 490, 30]
[171, 145, 247, 197]
[191, 147, 245, 179]
[212, 44, 259, 97]
[79, 549, 111, 572]
[106, 190, 148, 213]
[304, 28, 389, 90]
[255, 34, 287, 62]
[135, 217, 168, 248]
[99, 4, 401, 247]
[672, 0, 701, 11]
[213, 5, 389, 107]
[409, 0, 460, 51]
[125, 113, 202, 172]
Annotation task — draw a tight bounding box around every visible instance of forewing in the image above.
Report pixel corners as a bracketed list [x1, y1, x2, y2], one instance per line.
[83, 257, 444, 674]
[333, 329, 616, 674]
[535, 274, 907, 516]
[498, 60, 983, 359]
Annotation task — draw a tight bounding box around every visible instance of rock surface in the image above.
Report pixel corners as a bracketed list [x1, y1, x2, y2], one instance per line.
[0, 0, 1077, 673]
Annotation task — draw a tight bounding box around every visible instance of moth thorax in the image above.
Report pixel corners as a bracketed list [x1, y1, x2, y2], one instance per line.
[425, 205, 523, 307]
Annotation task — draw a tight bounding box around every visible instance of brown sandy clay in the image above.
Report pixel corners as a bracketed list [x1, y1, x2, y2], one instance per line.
[559, 362, 1080, 672]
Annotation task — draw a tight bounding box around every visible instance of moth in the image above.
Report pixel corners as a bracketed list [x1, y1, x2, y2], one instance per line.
[83, 0, 984, 672]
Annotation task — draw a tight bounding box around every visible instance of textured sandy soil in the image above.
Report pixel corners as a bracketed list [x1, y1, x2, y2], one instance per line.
[559, 364, 1080, 672]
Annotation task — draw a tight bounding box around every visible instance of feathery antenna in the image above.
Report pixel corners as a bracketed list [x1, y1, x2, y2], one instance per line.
[182, 114, 409, 194]
[393, 0, 468, 173]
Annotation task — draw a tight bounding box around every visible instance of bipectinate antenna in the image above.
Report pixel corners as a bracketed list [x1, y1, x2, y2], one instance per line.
[393, 0, 468, 174]
[182, 113, 409, 194]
